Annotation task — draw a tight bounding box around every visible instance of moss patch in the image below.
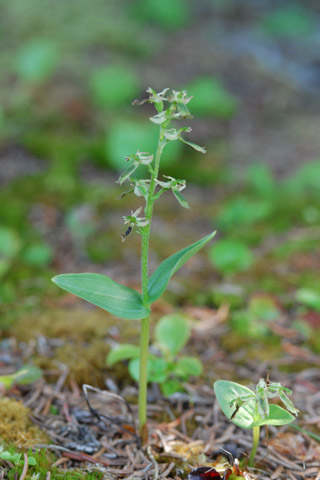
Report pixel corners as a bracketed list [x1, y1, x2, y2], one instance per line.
[12, 308, 140, 388]
[0, 398, 49, 447]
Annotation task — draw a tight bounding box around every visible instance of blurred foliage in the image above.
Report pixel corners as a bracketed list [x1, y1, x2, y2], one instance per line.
[260, 4, 317, 38]
[0, 0, 319, 364]
[295, 288, 320, 312]
[132, 0, 191, 30]
[209, 239, 253, 275]
[89, 64, 140, 109]
[231, 294, 281, 339]
[15, 40, 59, 84]
[106, 119, 183, 170]
[186, 77, 238, 118]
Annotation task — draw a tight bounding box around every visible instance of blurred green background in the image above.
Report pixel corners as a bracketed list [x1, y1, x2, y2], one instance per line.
[0, 0, 320, 352]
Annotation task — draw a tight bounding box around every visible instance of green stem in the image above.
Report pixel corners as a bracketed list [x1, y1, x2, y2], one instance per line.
[138, 126, 165, 435]
[138, 315, 149, 434]
[249, 425, 260, 466]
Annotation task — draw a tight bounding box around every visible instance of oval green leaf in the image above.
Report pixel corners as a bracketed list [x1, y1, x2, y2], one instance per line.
[106, 344, 140, 366]
[174, 356, 203, 378]
[214, 380, 296, 429]
[251, 404, 295, 427]
[155, 314, 190, 355]
[129, 357, 168, 383]
[148, 231, 216, 304]
[0, 365, 42, 390]
[214, 380, 256, 429]
[52, 273, 149, 320]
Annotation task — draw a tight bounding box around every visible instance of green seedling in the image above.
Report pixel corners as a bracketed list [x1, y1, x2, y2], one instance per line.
[0, 365, 42, 390]
[52, 87, 215, 436]
[185, 77, 237, 119]
[15, 39, 59, 84]
[0, 446, 37, 466]
[295, 288, 320, 312]
[260, 4, 316, 38]
[133, 0, 190, 31]
[214, 377, 299, 466]
[0, 227, 52, 280]
[107, 313, 202, 396]
[90, 64, 140, 109]
[209, 238, 253, 275]
[231, 294, 281, 339]
[0, 227, 22, 279]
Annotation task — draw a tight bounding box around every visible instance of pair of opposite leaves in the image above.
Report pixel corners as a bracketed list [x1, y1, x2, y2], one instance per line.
[52, 232, 216, 320]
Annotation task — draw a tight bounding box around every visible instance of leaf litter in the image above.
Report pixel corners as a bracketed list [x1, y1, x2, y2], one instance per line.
[0, 303, 319, 480]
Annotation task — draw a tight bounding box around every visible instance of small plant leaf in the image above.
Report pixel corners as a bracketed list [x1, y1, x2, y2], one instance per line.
[155, 314, 190, 355]
[174, 356, 203, 378]
[251, 404, 295, 427]
[12, 365, 42, 385]
[15, 40, 59, 83]
[214, 380, 256, 429]
[0, 365, 42, 390]
[90, 64, 139, 108]
[0, 452, 21, 464]
[52, 273, 150, 320]
[209, 239, 253, 275]
[179, 137, 206, 153]
[129, 357, 168, 383]
[295, 288, 320, 311]
[186, 77, 237, 118]
[0, 227, 22, 259]
[148, 231, 216, 303]
[106, 344, 140, 366]
[172, 189, 190, 208]
[214, 380, 296, 429]
[22, 243, 53, 267]
[161, 379, 182, 396]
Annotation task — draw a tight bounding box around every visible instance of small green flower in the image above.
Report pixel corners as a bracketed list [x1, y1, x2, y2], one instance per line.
[155, 176, 189, 208]
[133, 87, 169, 113]
[122, 207, 149, 241]
[133, 179, 150, 201]
[168, 89, 193, 118]
[117, 150, 154, 185]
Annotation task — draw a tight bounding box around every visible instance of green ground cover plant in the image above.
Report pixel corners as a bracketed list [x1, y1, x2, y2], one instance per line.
[260, 4, 316, 38]
[0, 226, 53, 306]
[15, 39, 59, 85]
[52, 87, 215, 436]
[185, 77, 238, 118]
[0, 446, 36, 467]
[209, 238, 253, 275]
[107, 313, 202, 396]
[214, 377, 299, 466]
[0, 445, 104, 480]
[89, 64, 140, 109]
[133, 0, 190, 30]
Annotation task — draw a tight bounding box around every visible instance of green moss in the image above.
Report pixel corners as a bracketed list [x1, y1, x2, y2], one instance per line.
[13, 309, 113, 342]
[0, 398, 49, 447]
[55, 340, 109, 388]
[12, 308, 140, 388]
